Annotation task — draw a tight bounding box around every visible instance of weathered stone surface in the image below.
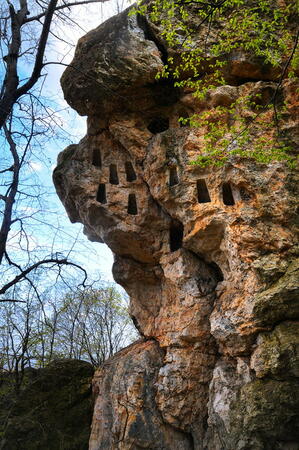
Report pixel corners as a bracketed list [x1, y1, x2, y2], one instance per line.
[89, 340, 193, 450]
[54, 5, 299, 450]
[60, 10, 165, 116]
[251, 321, 299, 379]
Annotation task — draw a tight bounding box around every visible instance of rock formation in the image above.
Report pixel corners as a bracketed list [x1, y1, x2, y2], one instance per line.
[0, 360, 94, 450]
[53, 6, 299, 450]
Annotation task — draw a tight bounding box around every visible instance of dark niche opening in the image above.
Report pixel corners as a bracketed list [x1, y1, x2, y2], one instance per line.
[149, 80, 181, 107]
[109, 164, 119, 185]
[209, 261, 224, 282]
[127, 193, 138, 215]
[239, 187, 252, 202]
[222, 183, 235, 206]
[169, 167, 179, 186]
[125, 161, 137, 182]
[147, 117, 169, 134]
[92, 148, 101, 167]
[197, 179, 211, 203]
[96, 183, 106, 204]
[169, 221, 184, 252]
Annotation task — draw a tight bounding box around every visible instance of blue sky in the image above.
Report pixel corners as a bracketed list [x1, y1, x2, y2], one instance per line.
[0, 0, 131, 285]
[47, 0, 130, 282]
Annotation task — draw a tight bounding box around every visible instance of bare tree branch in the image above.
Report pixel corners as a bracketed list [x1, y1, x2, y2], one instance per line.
[25, 0, 106, 23]
[13, 0, 59, 103]
[0, 0, 108, 129]
[0, 1, 29, 128]
[0, 124, 20, 265]
[0, 257, 88, 295]
[0, 298, 26, 303]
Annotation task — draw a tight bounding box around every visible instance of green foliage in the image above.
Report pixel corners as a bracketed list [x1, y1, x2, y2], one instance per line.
[133, 0, 299, 167]
[186, 95, 296, 167]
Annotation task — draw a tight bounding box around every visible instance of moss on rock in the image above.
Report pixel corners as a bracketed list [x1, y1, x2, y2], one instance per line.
[229, 379, 299, 450]
[251, 321, 299, 379]
[0, 359, 94, 450]
[253, 259, 299, 326]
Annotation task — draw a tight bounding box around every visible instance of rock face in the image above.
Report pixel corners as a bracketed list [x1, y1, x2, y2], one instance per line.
[54, 7, 299, 450]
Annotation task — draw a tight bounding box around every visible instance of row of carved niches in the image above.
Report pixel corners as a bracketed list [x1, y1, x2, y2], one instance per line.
[198, 179, 252, 205]
[96, 184, 138, 215]
[92, 148, 137, 184]
[170, 168, 251, 206]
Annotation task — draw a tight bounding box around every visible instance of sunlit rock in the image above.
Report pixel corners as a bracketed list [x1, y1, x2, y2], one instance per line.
[54, 5, 299, 449]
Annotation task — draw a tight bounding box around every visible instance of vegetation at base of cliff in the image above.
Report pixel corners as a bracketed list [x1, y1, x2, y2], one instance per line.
[0, 282, 136, 448]
[132, 0, 299, 167]
[0, 284, 135, 391]
[0, 360, 94, 450]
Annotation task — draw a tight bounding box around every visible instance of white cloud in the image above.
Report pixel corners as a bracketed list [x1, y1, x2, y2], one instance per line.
[28, 161, 43, 172]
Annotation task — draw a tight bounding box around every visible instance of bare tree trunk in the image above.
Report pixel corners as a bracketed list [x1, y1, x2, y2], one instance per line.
[0, 1, 29, 129]
[0, 126, 20, 265]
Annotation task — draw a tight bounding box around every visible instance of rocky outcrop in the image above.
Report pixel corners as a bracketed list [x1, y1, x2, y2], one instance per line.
[54, 6, 299, 450]
[0, 360, 94, 450]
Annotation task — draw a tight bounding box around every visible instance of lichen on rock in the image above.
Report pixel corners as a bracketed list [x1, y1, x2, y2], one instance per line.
[53, 4, 299, 450]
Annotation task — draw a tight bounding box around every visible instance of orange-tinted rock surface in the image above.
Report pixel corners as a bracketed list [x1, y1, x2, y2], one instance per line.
[54, 7, 299, 450]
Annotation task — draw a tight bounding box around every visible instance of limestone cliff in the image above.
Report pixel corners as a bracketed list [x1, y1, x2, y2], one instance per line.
[53, 6, 299, 450]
